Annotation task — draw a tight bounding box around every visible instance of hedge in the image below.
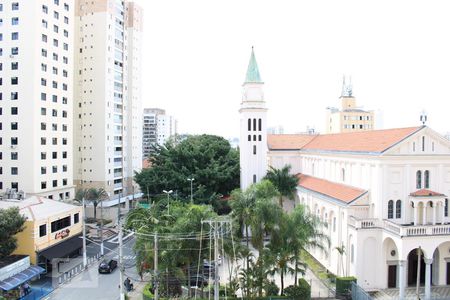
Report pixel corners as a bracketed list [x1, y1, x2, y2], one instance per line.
[142, 283, 154, 300]
[336, 276, 357, 297]
[283, 279, 311, 300]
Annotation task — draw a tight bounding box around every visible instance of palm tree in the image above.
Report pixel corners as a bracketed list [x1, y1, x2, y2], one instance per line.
[86, 188, 108, 221]
[264, 165, 299, 207]
[335, 245, 346, 277]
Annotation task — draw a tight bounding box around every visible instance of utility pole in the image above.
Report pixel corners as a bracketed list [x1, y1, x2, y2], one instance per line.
[100, 197, 104, 256]
[118, 193, 121, 222]
[119, 218, 125, 300]
[154, 232, 159, 300]
[187, 177, 195, 204]
[82, 197, 87, 269]
[202, 218, 230, 300]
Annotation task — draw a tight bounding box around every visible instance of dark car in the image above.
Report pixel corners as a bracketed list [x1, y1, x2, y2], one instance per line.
[98, 259, 117, 274]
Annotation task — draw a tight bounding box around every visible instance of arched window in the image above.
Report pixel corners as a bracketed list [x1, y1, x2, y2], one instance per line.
[351, 244, 354, 263]
[396, 200, 401, 218]
[388, 200, 394, 219]
[247, 135, 251, 141]
[253, 118, 256, 131]
[422, 136, 425, 151]
[333, 217, 336, 232]
[258, 118, 262, 131]
[416, 170, 422, 189]
[258, 135, 261, 141]
[424, 170, 430, 189]
[253, 145, 256, 155]
[248, 118, 251, 131]
[253, 135, 256, 141]
[253, 174, 256, 183]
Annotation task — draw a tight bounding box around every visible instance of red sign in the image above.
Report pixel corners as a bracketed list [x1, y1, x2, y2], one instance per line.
[55, 229, 70, 239]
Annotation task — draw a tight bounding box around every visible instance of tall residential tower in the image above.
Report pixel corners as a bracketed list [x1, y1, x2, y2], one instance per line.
[142, 108, 177, 158]
[74, 0, 142, 199]
[0, 0, 75, 200]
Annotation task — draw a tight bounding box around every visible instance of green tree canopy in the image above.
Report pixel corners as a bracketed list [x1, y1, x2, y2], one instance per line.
[135, 134, 240, 205]
[0, 207, 27, 259]
[264, 165, 299, 207]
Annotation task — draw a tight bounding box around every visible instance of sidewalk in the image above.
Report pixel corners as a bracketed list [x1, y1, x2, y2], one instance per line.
[127, 273, 152, 300]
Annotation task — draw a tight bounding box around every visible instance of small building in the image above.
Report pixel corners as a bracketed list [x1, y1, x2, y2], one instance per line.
[0, 255, 44, 298]
[326, 76, 375, 133]
[0, 196, 83, 273]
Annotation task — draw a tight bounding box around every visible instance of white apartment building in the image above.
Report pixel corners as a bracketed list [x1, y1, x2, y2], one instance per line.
[0, 0, 75, 200]
[241, 51, 450, 299]
[73, 0, 142, 199]
[142, 108, 177, 158]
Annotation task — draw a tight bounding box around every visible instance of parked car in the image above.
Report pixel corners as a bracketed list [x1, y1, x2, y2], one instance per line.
[98, 259, 117, 274]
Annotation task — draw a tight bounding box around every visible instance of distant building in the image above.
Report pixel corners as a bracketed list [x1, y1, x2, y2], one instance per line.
[73, 0, 143, 199]
[0, 196, 82, 272]
[267, 126, 284, 134]
[326, 76, 375, 133]
[142, 108, 177, 158]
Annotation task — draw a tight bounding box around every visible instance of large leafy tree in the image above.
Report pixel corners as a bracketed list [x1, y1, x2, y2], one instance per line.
[264, 165, 299, 207]
[135, 135, 239, 206]
[0, 207, 27, 259]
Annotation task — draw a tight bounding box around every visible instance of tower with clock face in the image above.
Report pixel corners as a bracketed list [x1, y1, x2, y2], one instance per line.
[239, 48, 268, 190]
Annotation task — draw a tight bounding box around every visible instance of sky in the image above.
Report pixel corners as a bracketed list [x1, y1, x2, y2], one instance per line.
[134, 0, 450, 139]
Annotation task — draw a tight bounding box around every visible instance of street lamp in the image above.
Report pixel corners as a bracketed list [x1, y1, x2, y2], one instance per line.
[187, 178, 195, 204]
[163, 190, 173, 214]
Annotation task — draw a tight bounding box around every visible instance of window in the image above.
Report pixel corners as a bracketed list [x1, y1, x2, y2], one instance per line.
[42, 5, 48, 13]
[11, 152, 18, 160]
[12, 18, 18, 25]
[74, 213, 79, 224]
[41, 78, 47, 86]
[41, 108, 46, 115]
[258, 118, 262, 131]
[258, 135, 262, 141]
[253, 174, 257, 183]
[41, 63, 47, 71]
[11, 107, 18, 115]
[416, 170, 422, 189]
[41, 93, 46, 101]
[253, 135, 256, 141]
[253, 145, 256, 155]
[12, 3, 19, 10]
[41, 167, 46, 174]
[52, 180, 57, 187]
[422, 136, 425, 152]
[52, 166, 57, 173]
[63, 179, 67, 186]
[11, 137, 18, 145]
[341, 168, 345, 182]
[11, 92, 18, 100]
[11, 32, 19, 40]
[52, 152, 57, 159]
[54, 11, 59, 19]
[253, 118, 256, 131]
[53, 39, 58, 47]
[395, 200, 401, 218]
[63, 165, 67, 172]
[52, 109, 57, 117]
[247, 119, 251, 131]
[62, 151, 67, 159]
[39, 224, 47, 237]
[42, 20, 47, 28]
[445, 198, 448, 217]
[424, 170, 430, 189]
[52, 138, 57, 145]
[42, 34, 47, 42]
[11, 62, 18, 70]
[54, 0, 60, 5]
[388, 200, 394, 219]
[64, 3, 69, 11]
[63, 30, 68, 37]
[11, 78, 18, 86]
[351, 244, 354, 263]
[333, 217, 336, 232]
[11, 167, 18, 175]
[247, 135, 251, 141]
[11, 122, 18, 130]
[11, 47, 18, 55]
[50, 216, 71, 233]
[64, 16, 69, 24]
[53, 25, 58, 33]
[41, 152, 46, 160]
[413, 142, 416, 152]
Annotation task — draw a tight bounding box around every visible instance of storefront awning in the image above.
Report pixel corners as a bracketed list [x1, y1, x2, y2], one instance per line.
[38, 234, 83, 260]
[0, 265, 45, 291]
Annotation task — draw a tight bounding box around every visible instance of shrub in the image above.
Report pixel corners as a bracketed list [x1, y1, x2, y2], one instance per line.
[284, 279, 311, 300]
[336, 276, 357, 297]
[264, 281, 279, 296]
[142, 283, 154, 300]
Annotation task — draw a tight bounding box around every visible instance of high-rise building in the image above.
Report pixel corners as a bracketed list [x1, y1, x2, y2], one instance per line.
[0, 0, 75, 200]
[73, 0, 142, 198]
[239, 48, 268, 190]
[142, 108, 177, 158]
[326, 76, 375, 133]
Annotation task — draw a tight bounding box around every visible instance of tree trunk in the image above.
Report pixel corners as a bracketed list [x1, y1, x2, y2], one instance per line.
[245, 224, 249, 271]
[279, 195, 283, 207]
[187, 263, 191, 298]
[93, 202, 97, 220]
[294, 256, 298, 286]
[280, 269, 284, 295]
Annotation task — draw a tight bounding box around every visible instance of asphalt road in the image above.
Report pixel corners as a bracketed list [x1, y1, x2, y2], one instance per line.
[46, 235, 138, 300]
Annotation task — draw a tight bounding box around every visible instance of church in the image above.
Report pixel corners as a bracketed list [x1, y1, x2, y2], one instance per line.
[239, 48, 450, 299]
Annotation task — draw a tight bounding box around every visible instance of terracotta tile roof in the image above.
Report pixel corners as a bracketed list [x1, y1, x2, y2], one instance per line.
[297, 174, 367, 204]
[268, 126, 423, 153]
[267, 134, 317, 150]
[410, 189, 446, 197]
[142, 158, 152, 169]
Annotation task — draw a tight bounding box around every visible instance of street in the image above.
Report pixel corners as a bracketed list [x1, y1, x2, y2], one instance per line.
[46, 236, 138, 300]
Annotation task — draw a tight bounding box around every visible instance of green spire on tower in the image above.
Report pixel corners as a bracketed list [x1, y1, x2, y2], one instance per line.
[244, 47, 262, 83]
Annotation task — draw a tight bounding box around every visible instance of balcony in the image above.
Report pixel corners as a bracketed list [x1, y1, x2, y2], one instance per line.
[348, 216, 450, 237]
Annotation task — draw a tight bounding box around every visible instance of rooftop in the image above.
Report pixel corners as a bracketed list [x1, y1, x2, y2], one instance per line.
[269, 126, 423, 154]
[0, 196, 80, 221]
[0, 255, 28, 269]
[297, 174, 367, 204]
[410, 189, 446, 197]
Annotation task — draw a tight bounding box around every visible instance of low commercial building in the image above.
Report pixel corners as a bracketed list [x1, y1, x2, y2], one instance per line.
[0, 196, 83, 273]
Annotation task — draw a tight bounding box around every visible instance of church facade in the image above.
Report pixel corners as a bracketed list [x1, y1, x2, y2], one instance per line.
[239, 49, 450, 299]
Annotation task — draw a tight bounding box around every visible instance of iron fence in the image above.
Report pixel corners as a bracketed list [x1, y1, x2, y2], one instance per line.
[351, 282, 372, 300]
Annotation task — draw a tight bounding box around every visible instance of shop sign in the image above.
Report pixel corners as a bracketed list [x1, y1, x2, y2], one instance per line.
[55, 229, 70, 239]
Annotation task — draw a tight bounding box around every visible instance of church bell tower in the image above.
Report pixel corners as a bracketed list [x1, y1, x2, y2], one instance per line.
[239, 47, 268, 190]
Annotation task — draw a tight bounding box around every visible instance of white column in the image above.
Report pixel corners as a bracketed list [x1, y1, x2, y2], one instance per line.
[414, 204, 418, 225]
[398, 260, 406, 300]
[432, 204, 436, 225]
[424, 258, 433, 300]
[422, 205, 427, 225]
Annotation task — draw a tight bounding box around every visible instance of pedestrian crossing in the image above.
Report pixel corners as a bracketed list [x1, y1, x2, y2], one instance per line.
[112, 255, 136, 260]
